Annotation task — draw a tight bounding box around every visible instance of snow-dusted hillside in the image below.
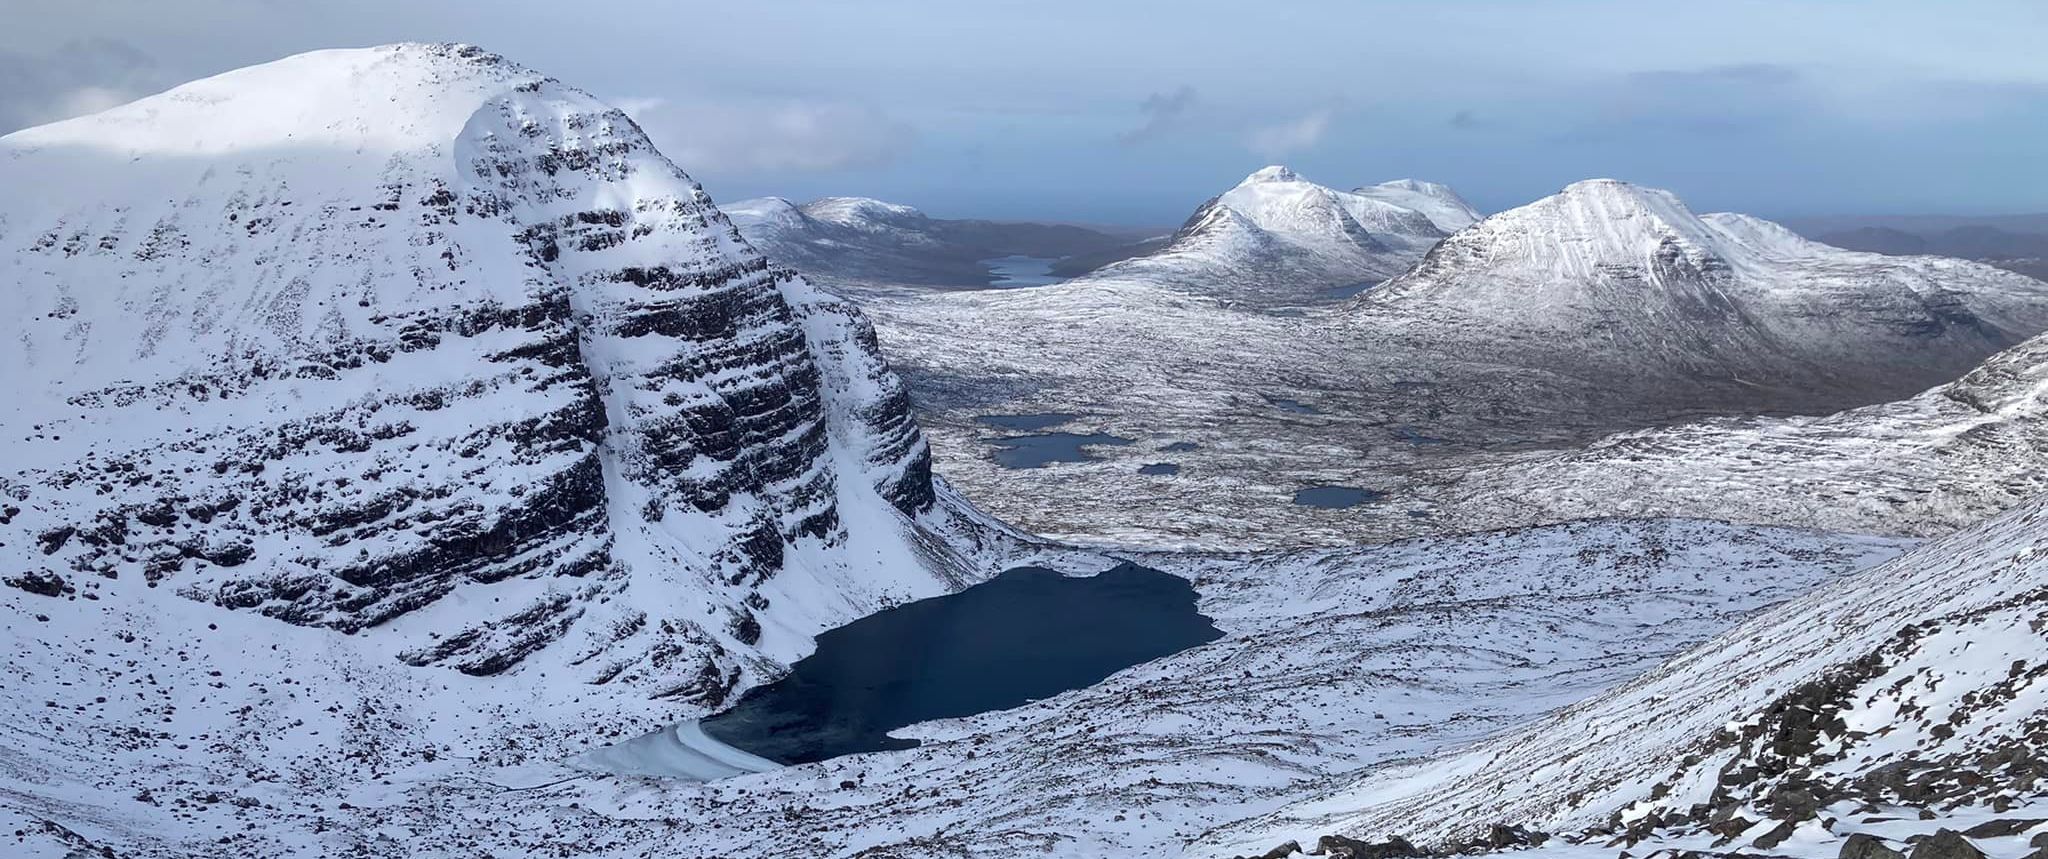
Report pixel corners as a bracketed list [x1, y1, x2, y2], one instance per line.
[0, 43, 996, 715]
[1085, 166, 1458, 306]
[1408, 328, 2048, 539]
[1200, 494, 2048, 859]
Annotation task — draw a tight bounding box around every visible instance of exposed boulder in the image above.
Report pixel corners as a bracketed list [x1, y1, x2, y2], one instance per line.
[1841, 833, 1906, 859]
[1908, 830, 1986, 859]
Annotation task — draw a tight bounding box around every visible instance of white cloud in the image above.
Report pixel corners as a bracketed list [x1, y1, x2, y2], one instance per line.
[52, 85, 141, 120]
[0, 39, 161, 133]
[1246, 108, 1334, 157]
[618, 94, 914, 178]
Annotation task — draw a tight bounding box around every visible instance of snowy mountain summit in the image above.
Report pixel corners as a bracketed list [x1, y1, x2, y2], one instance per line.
[1350, 178, 1482, 233]
[1355, 178, 2048, 408]
[1090, 165, 1470, 305]
[0, 43, 968, 704]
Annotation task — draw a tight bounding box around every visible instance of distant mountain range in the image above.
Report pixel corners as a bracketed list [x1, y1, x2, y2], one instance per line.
[729, 167, 1480, 305]
[1782, 213, 2048, 281]
[863, 172, 2048, 548]
[724, 195, 1143, 290]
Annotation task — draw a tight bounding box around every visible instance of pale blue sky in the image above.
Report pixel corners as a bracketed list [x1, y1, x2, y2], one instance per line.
[4, 0, 2043, 224]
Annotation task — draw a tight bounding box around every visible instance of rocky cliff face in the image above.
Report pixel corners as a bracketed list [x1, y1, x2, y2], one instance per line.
[0, 43, 953, 705]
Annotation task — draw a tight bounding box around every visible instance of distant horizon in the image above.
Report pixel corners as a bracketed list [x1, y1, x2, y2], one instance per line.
[5, 0, 2041, 226]
[695, 171, 2048, 232]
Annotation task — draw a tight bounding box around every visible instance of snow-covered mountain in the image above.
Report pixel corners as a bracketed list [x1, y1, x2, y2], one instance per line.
[0, 43, 989, 709]
[1354, 179, 2048, 407]
[1200, 493, 2048, 859]
[1083, 166, 1461, 306]
[724, 194, 1133, 290]
[1349, 178, 1482, 233]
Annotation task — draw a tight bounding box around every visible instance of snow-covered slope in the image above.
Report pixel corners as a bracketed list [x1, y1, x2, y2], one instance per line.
[723, 195, 957, 287]
[1200, 495, 2048, 859]
[1083, 166, 1460, 306]
[0, 43, 982, 710]
[1408, 328, 2048, 539]
[1356, 179, 2048, 404]
[1350, 178, 1482, 233]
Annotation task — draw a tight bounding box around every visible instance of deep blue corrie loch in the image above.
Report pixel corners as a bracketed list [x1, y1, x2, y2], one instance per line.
[987, 431, 1135, 468]
[698, 562, 1224, 765]
[982, 255, 1066, 288]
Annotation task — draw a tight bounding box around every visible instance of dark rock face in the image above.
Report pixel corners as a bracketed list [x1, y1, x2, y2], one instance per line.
[1841, 833, 1906, 859]
[1313, 834, 1422, 859]
[1959, 819, 2045, 839]
[1909, 830, 1986, 859]
[4, 569, 70, 597]
[1751, 820, 1796, 850]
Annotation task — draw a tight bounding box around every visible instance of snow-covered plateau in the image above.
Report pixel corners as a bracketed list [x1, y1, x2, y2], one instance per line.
[3, 41, 2046, 859]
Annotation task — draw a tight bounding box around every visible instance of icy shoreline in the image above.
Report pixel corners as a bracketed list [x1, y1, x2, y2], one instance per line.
[571, 721, 781, 781]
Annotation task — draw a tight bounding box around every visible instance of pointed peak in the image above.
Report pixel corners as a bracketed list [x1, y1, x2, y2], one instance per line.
[1242, 165, 1306, 185]
[1367, 178, 1439, 193]
[1541, 179, 1698, 222]
[726, 195, 799, 213]
[721, 196, 809, 229]
[1557, 178, 1669, 202]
